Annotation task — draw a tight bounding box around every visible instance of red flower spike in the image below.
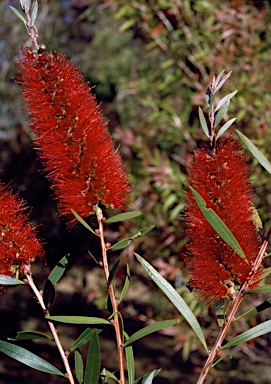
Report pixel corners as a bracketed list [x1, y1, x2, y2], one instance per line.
[17, 48, 131, 226]
[185, 139, 261, 302]
[0, 183, 43, 279]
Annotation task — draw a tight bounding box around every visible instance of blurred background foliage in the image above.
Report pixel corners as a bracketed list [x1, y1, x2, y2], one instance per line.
[1, 0, 271, 383]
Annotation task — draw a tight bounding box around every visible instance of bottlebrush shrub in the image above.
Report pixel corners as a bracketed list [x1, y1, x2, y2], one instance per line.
[0, 183, 43, 277]
[185, 138, 261, 302]
[17, 47, 131, 226]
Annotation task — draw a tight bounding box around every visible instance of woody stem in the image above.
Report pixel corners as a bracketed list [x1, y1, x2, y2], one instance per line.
[96, 207, 125, 384]
[24, 268, 74, 383]
[196, 234, 270, 384]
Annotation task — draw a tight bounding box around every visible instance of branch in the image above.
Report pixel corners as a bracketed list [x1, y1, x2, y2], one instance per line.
[23, 266, 75, 384]
[96, 207, 125, 384]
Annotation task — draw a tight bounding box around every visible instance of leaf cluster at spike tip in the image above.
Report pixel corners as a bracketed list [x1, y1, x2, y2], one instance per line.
[0, 183, 43, 278]
[17, 47, 131, 226]
[185, 139, 262, 302]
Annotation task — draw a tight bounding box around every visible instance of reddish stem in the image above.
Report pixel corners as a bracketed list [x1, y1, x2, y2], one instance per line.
[96, 207, 125, 384]
[196, 234, 270, 384]
[23, 267, 75, 383]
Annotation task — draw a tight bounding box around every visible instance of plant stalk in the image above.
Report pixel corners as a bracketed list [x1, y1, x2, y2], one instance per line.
[24, 267, 75, 384]
[196, 233, 270, 384]
[96, 207, 126, 384]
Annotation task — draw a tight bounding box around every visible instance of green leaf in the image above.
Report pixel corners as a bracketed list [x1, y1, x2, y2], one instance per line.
[189, 187, 247, 263]
[134, 253, 208, 352]
[125, 336, 135, 384]
[107, 259, 120, 286]
[0, 275, 24, 285]
[134, 369, 162, 384]
[71, 210, 98, 236]
[214, 69, 225, 88]
[221, 320, 271, 349]
[0, 341, 64, 375]
[109, 225, 155, 250]
[214, 99, 230, 127]
[215, 90, 238, 113]
[236, 130, 271, 174]
[236, 298, 271, 320]
[100, 368, 119, 382]
[216, 118, 236, 139]
[84, 330, 100, 384]
[9, 6, 26, 24]
[48, 254, 70, 285]
[109, 238, 132, 250]
[133, 225, 155, 237]
[43, 279, 55, 309]
[198, 107, 209, 138]
[70, 328, 102, 352]
[214, 71, 232, 94]
[119, 264, 130, 303]
[75, 350, 84, 384]
[30, 0, 38, 25]
[24, 0, 31, 13]
[246, 284, 271, 294]
[124, 319, 178, 347]
[105, 211, 142, 223]
[15, 331, 51, 341]
[47, 316, 110, 325]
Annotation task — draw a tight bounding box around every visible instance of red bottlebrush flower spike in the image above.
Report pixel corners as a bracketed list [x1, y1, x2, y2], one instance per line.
[17, 48, 131, 226]
[185, 139, 261, 302]
[0, 183, 43, 278]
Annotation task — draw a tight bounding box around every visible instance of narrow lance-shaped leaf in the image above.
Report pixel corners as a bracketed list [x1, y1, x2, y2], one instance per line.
[221, 320, 271, 349]
[246, 284, 271, 294]
[43, 279, 55, 309]
[198, 107, 209, 138]
[134, 369, 162, 384]
[15, 331, 51, 341]
[100, 368, 119, 383]
[48, 254, 70, 285]
[70, 328, 102, 352]
[119, 264, 130, 303]
[189, 187, 248, 264]
[30, 0, 38, 26]
[124, 319, 179, 347]
[235, 297, 271, 321]
[214, 69, 225, 88]
[109, 238, 131, 250]
[214, 71, 232, 94]
[75, 350, 84, 384]
[47, 316, 110, 325]
[215, 90, 238, 113]
[125, 332, 135, 384]
[107, 258, 120, 286]
[216, 118, 236, 139]
[71, 209, 98, 236]
[236, 130, 271, 175]
[105, 211, 142, 223]
[134, 253, 208, 352]
[109, 225, 155, 250]
[214, 99, 230, 127]
[83, 329, 101, 384]
[24, 0, 31, 13]
[0, 275, 24, 285]
[0, 341, 64, 376]
[9, 6, 26, 24]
